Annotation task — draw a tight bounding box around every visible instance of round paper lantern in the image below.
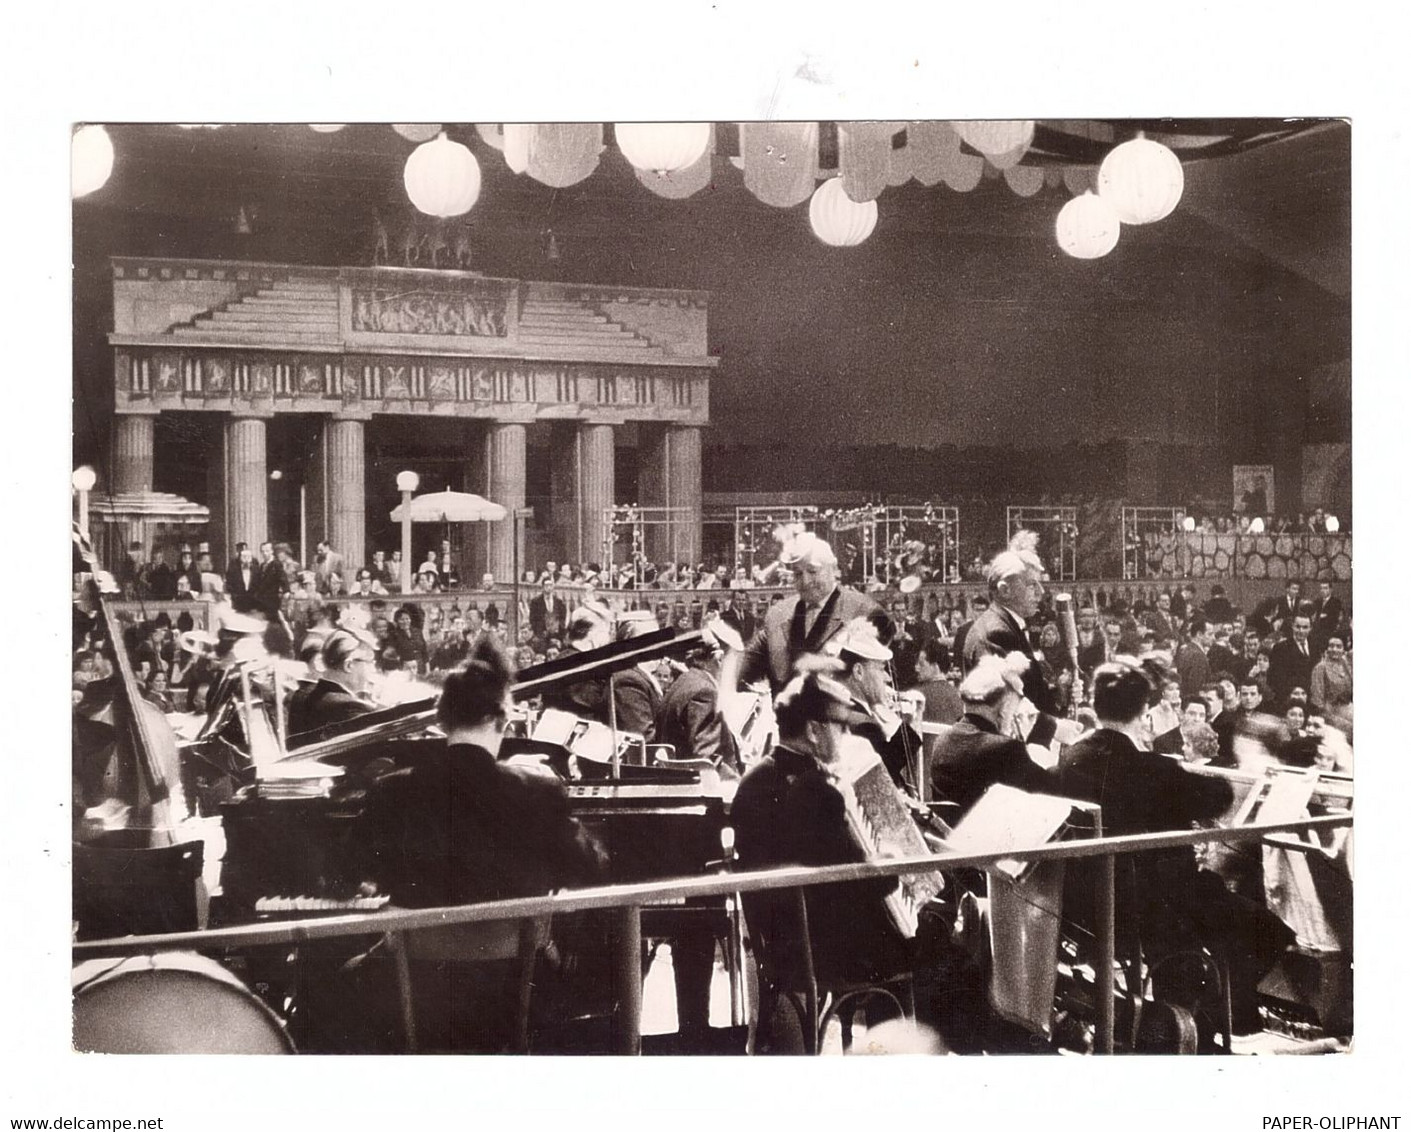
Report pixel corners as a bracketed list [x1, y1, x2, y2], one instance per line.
[1098, 135, 1184, 224]
[393, 124, 442, 144]
[615, 123, 710, 175]
[808, 178, 878, 247]
[954, 120, 1035, 158]
[1325, 515, 1340, 533]
[308, 124, 346, 133]
[1055, 191, 1120, 259]
[403, 132, 482, 218]
[72, 125, 114, 199]
[1003, 165, 1044, 197]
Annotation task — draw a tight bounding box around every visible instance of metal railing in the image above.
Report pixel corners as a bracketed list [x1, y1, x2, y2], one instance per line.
[73, 813, 1351, 1055]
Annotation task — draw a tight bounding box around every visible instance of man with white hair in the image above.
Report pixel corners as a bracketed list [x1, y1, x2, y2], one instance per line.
[725, 533, 878, 695]
[961, 532, 1060, 745]
[928, 652, 1061, 816]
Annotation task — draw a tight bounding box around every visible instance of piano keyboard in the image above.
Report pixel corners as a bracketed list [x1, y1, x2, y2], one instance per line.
[254, 894, 390, 916]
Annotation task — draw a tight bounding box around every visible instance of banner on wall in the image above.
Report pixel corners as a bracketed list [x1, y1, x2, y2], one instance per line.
[1301, 443, 1351, 518]
[1233, 465, 1275, 516]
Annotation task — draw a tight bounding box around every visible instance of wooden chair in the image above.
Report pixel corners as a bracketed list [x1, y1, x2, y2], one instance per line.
[389, 916, 550, 1054]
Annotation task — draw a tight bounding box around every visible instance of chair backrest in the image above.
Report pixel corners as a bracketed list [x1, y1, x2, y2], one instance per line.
[73, 839, 204, 940]
[402, 916, 549, 963]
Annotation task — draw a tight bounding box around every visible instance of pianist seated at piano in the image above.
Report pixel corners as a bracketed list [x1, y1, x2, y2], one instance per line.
[732, 658, 920, 1052]
[359, 635, 608, 907]
[352, 636, 608, 1051]
[285, 628, 380, 737]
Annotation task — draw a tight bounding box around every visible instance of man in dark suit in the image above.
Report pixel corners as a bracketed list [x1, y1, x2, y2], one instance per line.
[928, 652, 1060, 816]
[528, 577, 568, 643]
[251, 540, 288, 619]
[1202, 584, 1235, 626]
[961, 534, 1060, 745]
[1059, 660, 1293, 1037]
[224, 542, 258, 614]
[1309, 581, 1344, 658]
[724, 534, 877, 696]
[1268, 581, 1304, 639]
[1268, 613, 1316, 708]
[1174, 616, 1214, 702]
[718, 586, 758, 644]
[732, 666, 912, 1048]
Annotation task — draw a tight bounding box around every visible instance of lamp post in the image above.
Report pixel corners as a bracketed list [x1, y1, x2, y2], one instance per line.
[396, 470, 419, 594]
[72, 465, 97, 539]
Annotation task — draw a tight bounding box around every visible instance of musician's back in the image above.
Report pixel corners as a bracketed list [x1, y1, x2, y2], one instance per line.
[732, 746, 910, 987]
[359, 740, 607, 907]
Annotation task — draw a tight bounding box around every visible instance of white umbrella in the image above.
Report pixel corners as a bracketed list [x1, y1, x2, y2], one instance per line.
[389, 490, 507, 524]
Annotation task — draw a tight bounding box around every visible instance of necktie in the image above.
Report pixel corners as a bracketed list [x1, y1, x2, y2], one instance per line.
[803, 603, 821, 636]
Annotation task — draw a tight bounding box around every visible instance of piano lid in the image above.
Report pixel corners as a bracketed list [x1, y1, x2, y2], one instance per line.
[282, 627, 705, 760]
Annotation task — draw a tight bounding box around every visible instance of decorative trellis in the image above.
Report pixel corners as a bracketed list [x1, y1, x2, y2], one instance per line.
[604, 505, 699, 585]
[733, 506, 820, 572]
[1121, 506, 1184, 580]
[824, 504, 961, 587]
[1006, 506, 1078, 581]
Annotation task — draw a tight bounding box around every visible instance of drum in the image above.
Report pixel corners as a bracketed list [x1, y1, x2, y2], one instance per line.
[73, 951, 293, 1054]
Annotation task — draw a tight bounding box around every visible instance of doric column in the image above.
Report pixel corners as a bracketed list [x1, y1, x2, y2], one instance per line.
[638, 424, 702, 565]
[224, 416, 268, 554]
[112, 413, 157, 494]
[551, 423, 617, 565]
[578, 423, 616, 568]
[313, 417, 366, 570]
[484, 422, 527, 582]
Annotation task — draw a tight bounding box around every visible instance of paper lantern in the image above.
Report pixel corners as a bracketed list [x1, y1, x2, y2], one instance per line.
[503, 124, 531, 174]
[1055, 191, 1120, 259]
[393, 124, 442, 144]
[954, 120, 1035, 158]
[309, 124, 346, 133]
[1003, 165, 1044, 197]
[403, 133, 482, 218]
[72, 125, 114, 199]
[808, 178, 878, 247]
[1325, 515, 1340, 533]
[1098, 135, 1184, 224]
[615, 123, 710, 174]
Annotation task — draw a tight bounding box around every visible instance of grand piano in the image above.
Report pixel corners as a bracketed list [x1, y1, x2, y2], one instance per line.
[214, 627, 731, 919]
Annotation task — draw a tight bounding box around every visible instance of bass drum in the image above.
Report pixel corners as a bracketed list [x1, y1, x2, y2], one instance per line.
[73, 951, 294, 1054]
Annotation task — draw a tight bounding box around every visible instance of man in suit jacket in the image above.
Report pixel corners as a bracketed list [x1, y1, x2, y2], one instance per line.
[1174, 616, 1214, 702]
[1309, 581, 1345, 657]
[725, 534, 878, 695]
[719, 587, 758, 644]
[1058, 660, 1292, 1036]
[528, 577, 568, 642]
[961, 535, 1059, 745]
[313, 540, 345, 596]
[251, 540, 288, 619]
[224, 543, 259, 614]
[1268, 613, 1316, 707]
[1268, 581, 1304, 638]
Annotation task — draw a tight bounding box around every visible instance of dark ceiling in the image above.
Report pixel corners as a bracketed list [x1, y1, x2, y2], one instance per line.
[72, 119, 1351, 457]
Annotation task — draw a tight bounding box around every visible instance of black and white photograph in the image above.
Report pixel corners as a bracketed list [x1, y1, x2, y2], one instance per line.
[10, 8, 1408, 1130]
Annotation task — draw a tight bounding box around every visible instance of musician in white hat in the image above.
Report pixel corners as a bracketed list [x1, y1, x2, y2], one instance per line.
[927, 652, 1061, 817]
[731, 658, 914, 1051]
[832, 616, 923, 791]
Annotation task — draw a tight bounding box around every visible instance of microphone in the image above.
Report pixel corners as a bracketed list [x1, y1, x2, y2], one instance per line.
[1054, 593, 1080, 671]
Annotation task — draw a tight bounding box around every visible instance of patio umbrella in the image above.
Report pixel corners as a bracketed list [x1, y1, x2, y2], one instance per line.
[389, 491, 507, 524]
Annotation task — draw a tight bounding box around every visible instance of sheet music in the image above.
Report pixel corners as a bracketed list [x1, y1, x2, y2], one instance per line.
[945, 784, 1077, 880]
